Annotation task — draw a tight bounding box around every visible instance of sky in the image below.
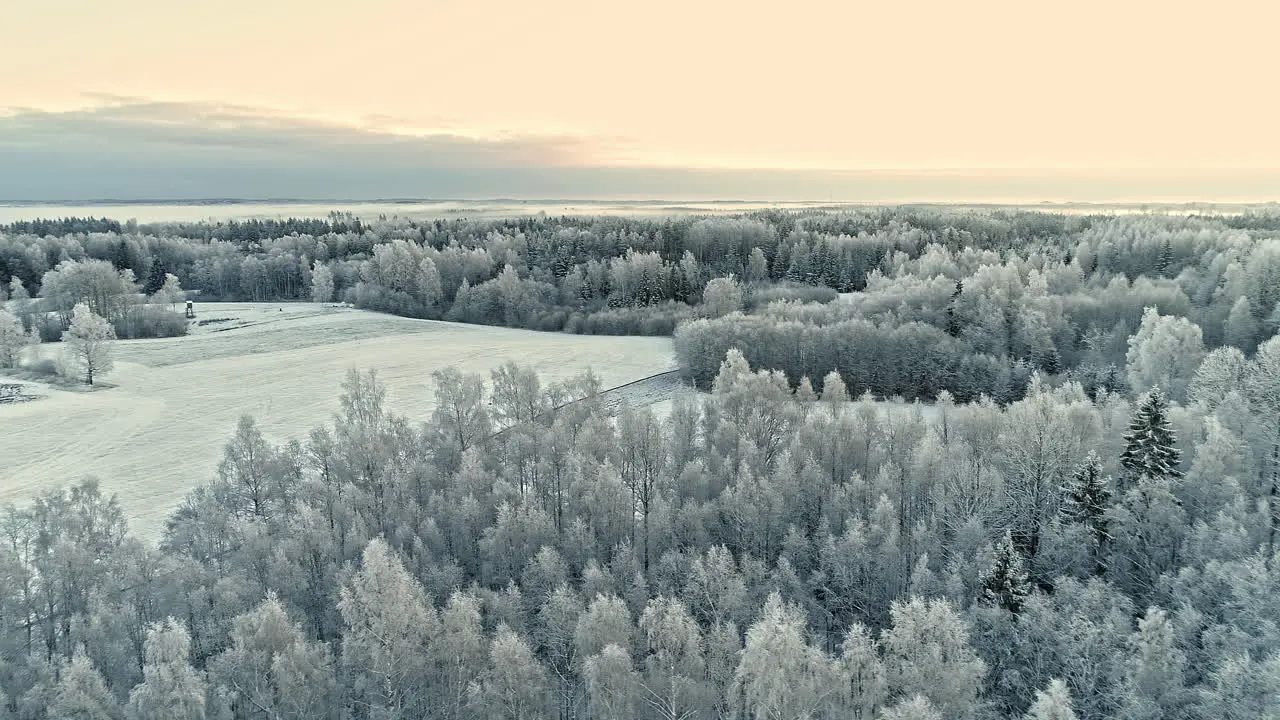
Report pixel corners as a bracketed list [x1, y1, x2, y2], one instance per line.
[2, 0, 1279, 201]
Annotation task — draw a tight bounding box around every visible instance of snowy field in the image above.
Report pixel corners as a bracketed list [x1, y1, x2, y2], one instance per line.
[0, 303, 676, 540]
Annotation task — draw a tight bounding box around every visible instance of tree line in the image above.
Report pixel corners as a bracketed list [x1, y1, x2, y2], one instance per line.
[2, 332, 1279, 718]
[4, 209, 1278, 401]
[677, 214, 1280, 402]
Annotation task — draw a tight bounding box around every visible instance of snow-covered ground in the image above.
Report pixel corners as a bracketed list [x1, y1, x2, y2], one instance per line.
[1, 302, 676, 540]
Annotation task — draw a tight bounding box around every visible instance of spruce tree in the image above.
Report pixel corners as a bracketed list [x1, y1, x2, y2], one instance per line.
[1119, 387, 1183, 489]
[945, 280, 964, 337]
[1157, 238, 1174, 276]
[980, 530, 1032, 614]
[1063, 451, 1113, 575]
[143, 258, 167, 295]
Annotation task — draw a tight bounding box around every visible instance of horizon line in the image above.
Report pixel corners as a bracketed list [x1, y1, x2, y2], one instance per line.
[2, 197, 1278, 208]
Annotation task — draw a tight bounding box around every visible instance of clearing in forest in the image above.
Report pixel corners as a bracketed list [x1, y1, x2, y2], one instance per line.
[0, 303, 676, 540]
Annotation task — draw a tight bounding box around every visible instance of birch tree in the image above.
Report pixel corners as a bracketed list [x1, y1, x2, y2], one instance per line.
[126, 619, 206, 720]
[62, 303, 115, 385]
[339, 539, 437, 720]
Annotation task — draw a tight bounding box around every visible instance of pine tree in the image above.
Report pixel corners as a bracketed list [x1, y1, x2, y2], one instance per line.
[1157, 238, 1174, 276]
[945, 280, 964, 337]
[143, 258, 166, 295]
[1119, 387, 1183, 489]
[1062, 451, 1113, 575]
[980, 530, 1032, 613]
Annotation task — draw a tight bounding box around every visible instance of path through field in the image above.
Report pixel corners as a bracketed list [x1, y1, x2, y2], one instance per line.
[0, 303, 676, 541]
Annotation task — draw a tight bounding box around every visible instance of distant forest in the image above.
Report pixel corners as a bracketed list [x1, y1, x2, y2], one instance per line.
[3, 208, 1280, 719]
[3, 208, 1279, 403]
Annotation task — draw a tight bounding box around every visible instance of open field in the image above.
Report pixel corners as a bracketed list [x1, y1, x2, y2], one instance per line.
[0, 303, 676, 540]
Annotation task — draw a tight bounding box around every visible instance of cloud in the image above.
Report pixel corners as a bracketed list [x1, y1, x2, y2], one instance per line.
[2, 99, 1279, 203]
[0, 99, 618, 170]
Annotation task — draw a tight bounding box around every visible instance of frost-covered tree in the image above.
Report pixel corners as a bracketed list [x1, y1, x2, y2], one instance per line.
[1245, 336, 1280, 555]
[733, 592, 839, 720]
[7, 276, 26, 307]
[429, 367, 492, 474]
[468, 625, 553, 720]
[998, 376, 1092, 563]
[683, 545, 747, 630]
[216, 415, 278, 518]
[436, 590, 487, 720]
[1187, 346, 1250, 408]
[0, 307, 27, 368]
[837, 622, 887, 720]
[207, 594, 337, 720]
[125, 619, 205, 720]
[7, 277, 32, 337]
[40, 258, 140, 326]
[1025, 679, 1078, 720]
[310, 261, 334, 303]
[1198, 652, 1280, 720]
[573, 594, 633, 668]
[1224, 295, 1258, 352]
[51, 649, 119, 720]
[1108, 480, 1187, 601]
[339, 538, 437, 720]
[535, 584, 582, 719]
[821, 369, 849, 407]
[702, 275, 744, 318]
[877, 694, 942, 720]
[1112, 391, 1187, 597]
[980, 530, 1032, 613]
[1119, 387, 1182, 488]
[418, 257, 443, 309]
[638, 597, 706, 720]
[1120, 607, 1189, 720]
[490, 361, 546, 429]
[746, 248, 769, 283]
[881, 596, 986, 718]
[62, 302, 116, 385]
[1062, 451, 1113, 575]
[584, 644, 640, 720]
[152, 273, 184, 310]
[1125, 306, 1204, 402]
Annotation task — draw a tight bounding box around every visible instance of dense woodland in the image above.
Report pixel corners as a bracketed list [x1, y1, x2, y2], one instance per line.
[2, 208, 1280, 719]
[2, 209, 1279, 402]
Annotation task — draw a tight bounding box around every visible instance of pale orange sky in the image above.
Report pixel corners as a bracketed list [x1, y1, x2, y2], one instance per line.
[2, 0, 1278, 171]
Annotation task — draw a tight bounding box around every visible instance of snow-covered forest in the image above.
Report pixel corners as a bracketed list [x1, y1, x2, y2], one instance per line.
[4, 209, 1279, 402]
[2, 207, 1280, 719]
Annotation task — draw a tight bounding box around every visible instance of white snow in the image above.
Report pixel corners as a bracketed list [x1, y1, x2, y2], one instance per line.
[0, 302, 675, 540]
